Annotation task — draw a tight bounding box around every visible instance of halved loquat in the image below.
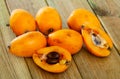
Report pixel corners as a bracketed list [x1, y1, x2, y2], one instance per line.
[33, 46, 72, 73]
[67, 8, 101, 32]
[47, 29, 83, 54]
[36, 6, 62, 35]
[10, 9, 37, 36]
[81, 26, 113, 57]
[8, 31, 47, 57]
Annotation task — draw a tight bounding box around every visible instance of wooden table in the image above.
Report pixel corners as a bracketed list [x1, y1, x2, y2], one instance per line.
[0, 0, 120, 79]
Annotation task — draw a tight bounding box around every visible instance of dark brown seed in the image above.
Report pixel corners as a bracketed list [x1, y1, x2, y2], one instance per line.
[47, 52, 60, 59]
[46, 58, 59, 64]
[94, 37, 101, 45]
[92, 34, 101, 45]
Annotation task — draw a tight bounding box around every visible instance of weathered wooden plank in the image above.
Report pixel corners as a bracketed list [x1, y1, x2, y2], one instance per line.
[0, 0, 32, 79]
[1, 0, 120, 79]
[74, 47, 120, 79]
[46, 0, 120, 79]
[88, 0, 120, 54]
[6, 0, 47, 16]
[5, 0, 82, 79]
[88, 0, 120, 16]
[0, 31, 13, 79]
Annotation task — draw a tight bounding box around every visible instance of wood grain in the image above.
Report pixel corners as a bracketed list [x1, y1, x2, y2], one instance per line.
[88, 0, 120, 54]
[88, 0, 120, 16]
[0, 0, 120, 79]
[0, 0, 32, 79]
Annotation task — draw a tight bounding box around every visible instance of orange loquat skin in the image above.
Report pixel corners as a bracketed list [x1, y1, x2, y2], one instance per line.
[81, 26, 113, 57]
[10, 9, 37, 36]
[33, 46, 72, 73]
[8, 31, 47, 57]
[47, 29, 83, 54]
[36, 6, 62, 35]
[67, 8, 102, 32]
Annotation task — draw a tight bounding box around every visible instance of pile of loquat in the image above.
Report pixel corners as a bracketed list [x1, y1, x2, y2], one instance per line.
[8, 6, 113, 73]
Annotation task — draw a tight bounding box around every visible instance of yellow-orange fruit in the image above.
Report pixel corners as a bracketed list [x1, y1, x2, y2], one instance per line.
[33, 46, 72, 73]
[36, 6, 62, 35]
[47, 29, 83, 54]
[8, 31, 47, 57]
[67, 8, 101, 32]
[10, 9, 36, 36]
[81, 26, 113, 57]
